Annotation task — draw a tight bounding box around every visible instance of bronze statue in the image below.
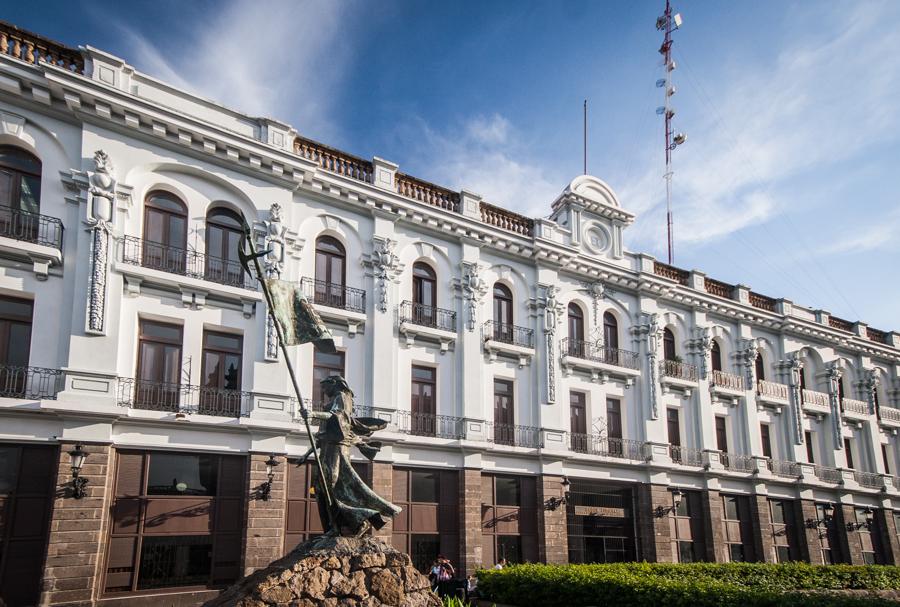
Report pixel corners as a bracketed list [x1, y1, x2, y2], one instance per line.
[299, 376, 401, 537]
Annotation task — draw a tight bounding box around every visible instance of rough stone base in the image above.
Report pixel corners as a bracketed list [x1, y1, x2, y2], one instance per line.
[203, 536, 441, 607]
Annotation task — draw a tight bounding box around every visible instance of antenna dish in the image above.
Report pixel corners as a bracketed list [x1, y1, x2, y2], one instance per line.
[673, 13, 683, 28]
[656, 78, 666, 88]
[668, 59, 677, 71]
[656, 16, 666, 30]
[667, 85, 676, 96]
[673, 133, 687, 145]
[656, 107, 666, 115]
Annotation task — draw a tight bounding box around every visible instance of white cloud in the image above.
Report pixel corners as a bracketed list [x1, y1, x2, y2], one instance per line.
[115, 0, 356, 137]
[402, 114, 564, 217]
[619, 1, 900, 251]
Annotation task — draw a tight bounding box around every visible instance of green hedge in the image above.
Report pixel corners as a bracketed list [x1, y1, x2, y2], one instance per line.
[475, 562, 900, 607]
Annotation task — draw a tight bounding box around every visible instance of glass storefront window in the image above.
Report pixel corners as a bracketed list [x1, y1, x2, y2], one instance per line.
[496, 535, 521, 563]
[410, 470, 438, 503]
[147, 453, 218, 496]
[0, 446, 18, 493]
[495, 476, 520, 506]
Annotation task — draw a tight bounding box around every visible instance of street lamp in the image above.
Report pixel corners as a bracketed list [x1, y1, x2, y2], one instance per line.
[545, 476, 571, 511]
[805, 502, 834, 529]
[68, 444, 89, 499]
[654, 488, 684, 518]
[847, 506, 875, 531]
[259, 454, 280, 501]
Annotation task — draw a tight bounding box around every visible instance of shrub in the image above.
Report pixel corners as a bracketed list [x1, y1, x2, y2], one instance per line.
[476, 563, 900, 607]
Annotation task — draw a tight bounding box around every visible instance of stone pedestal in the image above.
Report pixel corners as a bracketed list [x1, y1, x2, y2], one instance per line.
[205, 536, 440, 607]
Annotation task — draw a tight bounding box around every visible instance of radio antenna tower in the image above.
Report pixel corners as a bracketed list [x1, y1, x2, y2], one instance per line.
[656, 0, 686, 264]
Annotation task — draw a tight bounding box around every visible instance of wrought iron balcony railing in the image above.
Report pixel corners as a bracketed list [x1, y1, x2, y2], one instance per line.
[660, 359, 698, 382]
[767, 458, 801, 478]
[561, 338, 640, 371]
[720, 452, 755, 473]
[395, 410, 466, 440]
[399, 300, 457, 332]
[0, 206, 64, 250]
[711, 369, 745, 391]
[486, 422, 541, 448]
[483, 320, 534, 348]
[669, 444, 703, 466]
[568, 433, 647, 461]
[299, 277, 366, 313]
[0, 365, 63, 400]
[120, 236, 256, 290]
[117, 378, 248, 417]
[813, 465, 842, 484]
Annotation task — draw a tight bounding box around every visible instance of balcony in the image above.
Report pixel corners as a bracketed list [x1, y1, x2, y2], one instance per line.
[117, 378, 248, 417]
[878, 405, 900, 428]
[0, 207, 64, 274]
[299, 277, 367, 335]
[812, 465, 842, 484]
[669, 445, 704, 466]
[482, 321, 535, 367]
[568, 433, 648, 462]
[486, 422, 541, 448]
[710, 369, 745, 403]
[720, 452, 755, 473]
[854, 470, 885, 489]
[802, 388, 831, 417]
[757, 379, 789, 411]
[394, 411, 466, 440]
[841, 397, 869, 420]
[561, 338, 641, 386]
[659, 359, 698, 395]
[0, 365, 63, 400]
[119, 236, 258, 292]
[398, 301, 457, 352]
[767, 459, 801, 479]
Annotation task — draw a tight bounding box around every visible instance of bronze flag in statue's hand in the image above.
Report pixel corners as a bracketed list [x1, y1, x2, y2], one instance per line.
[265, 278, 337, 354]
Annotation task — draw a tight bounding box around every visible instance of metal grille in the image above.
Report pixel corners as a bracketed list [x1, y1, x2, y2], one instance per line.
[566, 483, 636, 564]
[299, 277, 366, 313]
[486, 422, 541, 448]
[395, 411, 465, 440]
[0, 206, 63, 249]
[561, 338, 640, 371]
[399, 300, 457, 332]
[117, 378, 249, 417]
[120, 236, 257, 289]
[483, 321, 534, 348]
[136, 535, 212, 590]
[0, 365, 63, 400]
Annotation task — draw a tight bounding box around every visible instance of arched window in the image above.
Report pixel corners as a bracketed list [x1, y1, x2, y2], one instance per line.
[205, 207, 244, 285]
[603, 312, 618, 350]
[837, 376, 846, 400]
[143, 191, 188, 273]
[711, 341, 723, 372]
[412, 262, 437, 326]
[567, 303, 584, 356]
[663, 328, 676, 360]
[493, 283, 513, 341]
[0, 145, 41, 214]
[798, 366, 807, 391]
[315, 236, 347, 306]
[755, 354, 765, 382]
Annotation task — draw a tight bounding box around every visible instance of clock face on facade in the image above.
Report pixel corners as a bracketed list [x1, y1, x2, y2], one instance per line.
[583, 222, 611, 255]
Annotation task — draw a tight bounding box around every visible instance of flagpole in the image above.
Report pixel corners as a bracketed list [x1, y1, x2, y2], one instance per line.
[240, 226, 335, 528]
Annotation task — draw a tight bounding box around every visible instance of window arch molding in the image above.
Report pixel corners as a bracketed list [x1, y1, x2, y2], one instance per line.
[662, 327, 677, 361]
[566, 302, 586, 357]
[0, 145, 42, 215]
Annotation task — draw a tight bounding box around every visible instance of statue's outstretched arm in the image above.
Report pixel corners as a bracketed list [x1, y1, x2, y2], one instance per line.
[300, 409, 330, 421]
[296, 445, 316, 465]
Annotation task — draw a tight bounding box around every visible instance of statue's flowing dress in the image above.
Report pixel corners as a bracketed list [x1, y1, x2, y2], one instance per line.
[311, 391, 401, 534]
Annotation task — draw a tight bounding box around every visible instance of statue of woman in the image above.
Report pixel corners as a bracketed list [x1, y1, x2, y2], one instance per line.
[299, 375, 401, 537]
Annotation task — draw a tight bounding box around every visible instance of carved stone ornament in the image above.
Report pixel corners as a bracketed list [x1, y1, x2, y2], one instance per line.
[85, 150, 117, 335]
[778, 351, 805, 445]
[861, 368, 879, 414]
[543, 286, 564, 332]
[632, 312, 661, 419]
[825, 360, 844, 448]
[372, 238, 400, 313]
[738, 338, 759, 386]
[263, 203, 288, 360]
[689, 327, 713, 380]
[461, 261, 487, 331]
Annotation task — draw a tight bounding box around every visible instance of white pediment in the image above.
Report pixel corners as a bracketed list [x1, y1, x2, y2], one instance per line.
[565, 175, 622, 209]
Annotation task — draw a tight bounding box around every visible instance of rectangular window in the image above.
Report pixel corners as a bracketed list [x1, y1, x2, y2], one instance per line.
[410, 534, 440, 574]
[0, 295, 33, 367]
[667, 408, 681, 446]
[844, 438, 855, 469]
[495, 476, 520, 506]
[137, 536, 212, 590]
[882, 444, 891, 475]
[715, 416, 728, 453]
[200, 330, 242, 416]
[805, 431, 815, 464]
[312, 350, 345, 409]
[136, 320, 183, 411]
[146, 452, 218, 496]
[607, 399, 622, 440]
[570, 391, 587, 452]
[496, 535, 522, 563]
[760, 424, 772, 458]
[769, 499, 796, 563]
[410, 469, 439, 503]
[410, 365, 436, 436]
[721, 494, 752, 562]
[494, 379, 515, 445]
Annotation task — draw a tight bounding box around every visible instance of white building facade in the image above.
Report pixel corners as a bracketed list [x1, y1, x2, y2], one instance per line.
[1, 22, 900, 607]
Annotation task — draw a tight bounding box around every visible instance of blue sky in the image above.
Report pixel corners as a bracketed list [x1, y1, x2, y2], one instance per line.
[7, 1, 899, 330]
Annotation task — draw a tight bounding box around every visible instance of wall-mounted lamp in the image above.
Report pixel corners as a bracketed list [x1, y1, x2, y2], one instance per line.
[846, 506, 875, 531]
[545, 476, 571, 511]
[259, 454, 280, 501]
[68, 444, 89, 499]
[654, 488, 684, 518]
[805, 503, 835, 529]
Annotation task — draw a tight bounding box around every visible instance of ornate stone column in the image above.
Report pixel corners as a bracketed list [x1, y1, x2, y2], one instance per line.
[688, 326, 712, 380]
[825, 361, 845, 450]
[632, 312, 661, 420]
[738, 338, 759, 389]
[261, 203, 287, 361]
[85, 150, 116, 335]
[460, 261, 487, 332]
[777, 351, 805, 445]
[537, 286, 563, 404]
[368, 237, 401, 314]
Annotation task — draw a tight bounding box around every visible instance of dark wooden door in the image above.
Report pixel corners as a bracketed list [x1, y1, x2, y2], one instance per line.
[0, 444, 57, 607]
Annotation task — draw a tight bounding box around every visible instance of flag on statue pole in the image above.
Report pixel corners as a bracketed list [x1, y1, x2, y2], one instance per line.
[265, 279, 336, 354]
